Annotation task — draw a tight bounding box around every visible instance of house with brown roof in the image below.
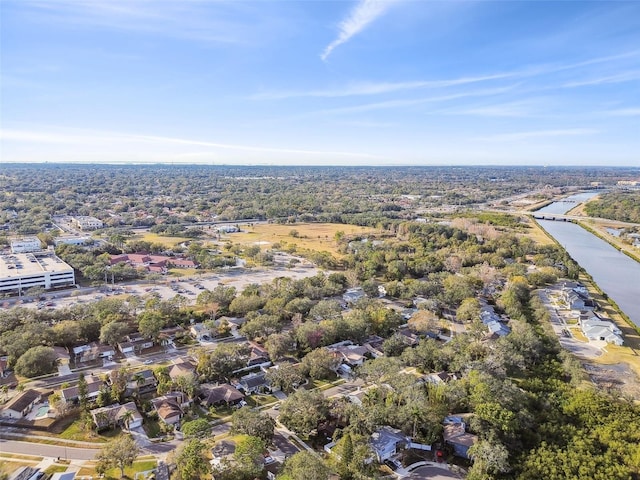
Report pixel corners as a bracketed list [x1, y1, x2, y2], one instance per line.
[443, 415, 478, 459]
[152, 392, 187, 426]
[329, 344, 369, 367]
[90, 401, 143, 430]
[247, 342, 271, 367]
[168, 359, 197, 382]
[1, 389, 44, 419]
[199, 383, 245, 408]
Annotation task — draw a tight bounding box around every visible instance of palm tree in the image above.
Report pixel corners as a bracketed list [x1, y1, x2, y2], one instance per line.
[132, 372, 146, 396]
[120, 409, 135, 431]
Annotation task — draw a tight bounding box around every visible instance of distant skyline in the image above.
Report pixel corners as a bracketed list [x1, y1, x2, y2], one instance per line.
[1, 0, 639, 166]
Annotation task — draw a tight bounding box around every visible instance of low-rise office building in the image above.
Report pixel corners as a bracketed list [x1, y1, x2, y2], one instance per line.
[0, 252, 75, 295]
[10, 237, 42, 254]
[74, 216, 103, 230]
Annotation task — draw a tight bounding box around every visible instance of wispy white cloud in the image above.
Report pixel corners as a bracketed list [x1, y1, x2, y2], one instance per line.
[307, 85, 518, 116]
[436, 99, 544, 118]
[602, 108, 640, 116]
[473, 128, 599, 143]
[17, 1, 272, 46]
[254, 49, 640, 100]
[0, 127, 380, 159]
[251, 73, 516, 100]
[321, 0, 397, 61]
[562, 70, 640, 88]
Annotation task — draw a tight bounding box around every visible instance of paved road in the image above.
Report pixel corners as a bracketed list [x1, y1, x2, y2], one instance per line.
[0, 439, 97, 461]
[321, 378, 364, 399]
[408, 466, 461, 479]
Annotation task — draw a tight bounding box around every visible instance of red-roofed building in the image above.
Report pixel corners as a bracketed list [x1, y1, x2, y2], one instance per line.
[110, 253, 198, 273]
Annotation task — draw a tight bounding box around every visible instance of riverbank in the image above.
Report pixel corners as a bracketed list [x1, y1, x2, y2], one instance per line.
[533, 217, 640, 335]
[575, 220, 640, 264]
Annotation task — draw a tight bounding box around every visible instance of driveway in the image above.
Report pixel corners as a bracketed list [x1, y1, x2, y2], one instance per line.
[271, 432, 299, 458]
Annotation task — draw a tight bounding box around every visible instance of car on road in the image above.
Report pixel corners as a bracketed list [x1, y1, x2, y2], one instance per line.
[143, 360, 153, 365]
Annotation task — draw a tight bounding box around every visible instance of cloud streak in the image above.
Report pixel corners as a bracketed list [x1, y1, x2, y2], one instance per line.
[0, 128, 380, 159]
[321, 0, 396, 61]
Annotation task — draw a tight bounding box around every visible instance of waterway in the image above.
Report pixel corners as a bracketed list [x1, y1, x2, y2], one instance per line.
[536, 192, 640, 327]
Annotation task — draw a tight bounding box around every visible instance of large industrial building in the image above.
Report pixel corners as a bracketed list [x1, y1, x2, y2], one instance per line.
[0, 252, 76, 295]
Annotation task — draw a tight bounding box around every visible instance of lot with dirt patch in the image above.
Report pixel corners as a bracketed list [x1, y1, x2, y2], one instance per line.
[227, 223, 378, 256]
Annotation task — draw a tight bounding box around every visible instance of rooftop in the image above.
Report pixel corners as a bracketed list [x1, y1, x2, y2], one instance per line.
[0, 252, 73, 279]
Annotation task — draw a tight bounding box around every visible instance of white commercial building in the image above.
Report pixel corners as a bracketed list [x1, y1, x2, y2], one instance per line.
[74, 216, 103, 230]
[54, 235, 91, 246]
[0, 252, 75, 294]
[10, 237, 43, 253]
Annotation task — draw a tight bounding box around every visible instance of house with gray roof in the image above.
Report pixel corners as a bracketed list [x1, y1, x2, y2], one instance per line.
[369, 426, 409, 462]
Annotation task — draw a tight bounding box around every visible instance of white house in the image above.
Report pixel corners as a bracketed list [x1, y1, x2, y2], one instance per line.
[1, 389, 43, 419]
[581, 317, 623, 345]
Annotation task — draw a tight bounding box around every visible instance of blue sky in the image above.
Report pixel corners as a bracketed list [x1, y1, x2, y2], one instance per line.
[1, 0, 639, 166]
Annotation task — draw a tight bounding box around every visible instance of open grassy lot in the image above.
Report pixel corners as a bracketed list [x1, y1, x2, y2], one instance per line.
[523, 217, 556, 246]
[229, 223, 377, 256]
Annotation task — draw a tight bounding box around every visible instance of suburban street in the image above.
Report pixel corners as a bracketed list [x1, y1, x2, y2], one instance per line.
[0, 439, 98, 461]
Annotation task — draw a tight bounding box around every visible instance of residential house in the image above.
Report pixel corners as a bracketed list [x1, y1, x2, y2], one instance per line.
[369, 426, 409, 462]
[152, 392, 187, 426]
[247, 342, 271, 368]
[168, 359, 197, 383]
[158, 325, 185, 347]
[363, 336, 385, 358]
[60, 375, 104, 404]
[397, 328, 420, 347]
[50, 472, 76, 480]
[1, 389, 43, 419]
[581, 316, 624, 345]
[486, 320, 511, 337]
[118, 333, 154, 355]
[126, 369, 158, 395]
[190, 323, 212, 342]
[72, 342, 115, 363]
[9, 466, 41, 480]
[329, 344, 369, 367]
[90, 401, 143, 430]
[199, 383, 245, 408]
[238, 372, 270, 394]
[443, 415, 478, 459]
[561, 285, 595, 311]
[343, 287, 365, 304]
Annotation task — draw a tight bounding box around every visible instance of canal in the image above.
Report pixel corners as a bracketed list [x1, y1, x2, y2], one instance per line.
[536, 192, 640, 327]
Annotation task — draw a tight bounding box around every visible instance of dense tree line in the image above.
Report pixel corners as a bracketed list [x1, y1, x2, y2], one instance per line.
[2, 165, 637, 235]
[584, 190, 640, 223]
